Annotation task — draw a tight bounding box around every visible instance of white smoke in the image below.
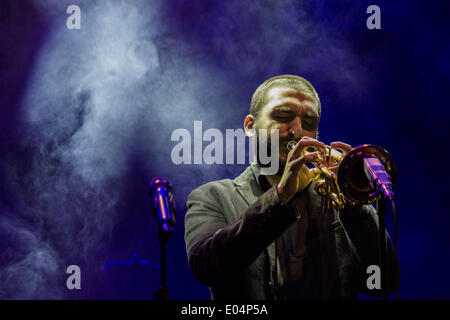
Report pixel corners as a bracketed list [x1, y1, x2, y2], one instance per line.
[0, 0, 367, 299]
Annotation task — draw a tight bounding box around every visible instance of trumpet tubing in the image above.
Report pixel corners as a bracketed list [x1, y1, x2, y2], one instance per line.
[285, 140, 396, 210]
[287, 141, 344, 164]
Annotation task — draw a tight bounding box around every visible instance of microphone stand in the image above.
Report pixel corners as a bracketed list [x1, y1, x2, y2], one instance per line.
[338, 145, 397, 300]
[154, 226, 171, 300]
[375, 181, 396, 300]
[149, 177, 176, 301]
[376, 196, 388, 300]
[363, 156, 395, 300]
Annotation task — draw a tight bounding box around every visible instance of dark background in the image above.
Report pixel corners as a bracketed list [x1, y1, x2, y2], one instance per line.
[0, 0, 448, 299]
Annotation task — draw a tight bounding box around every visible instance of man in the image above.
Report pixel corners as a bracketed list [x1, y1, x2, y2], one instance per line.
[184, 75, 400, 300]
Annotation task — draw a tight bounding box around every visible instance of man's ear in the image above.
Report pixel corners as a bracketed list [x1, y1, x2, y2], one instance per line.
[244, 115, 256, 138]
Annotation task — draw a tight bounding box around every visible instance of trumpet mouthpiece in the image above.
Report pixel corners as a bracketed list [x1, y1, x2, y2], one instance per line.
[287, 141, 297, 151]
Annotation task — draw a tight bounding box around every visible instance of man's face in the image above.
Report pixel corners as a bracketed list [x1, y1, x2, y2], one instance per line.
[254, 86, 320, 167]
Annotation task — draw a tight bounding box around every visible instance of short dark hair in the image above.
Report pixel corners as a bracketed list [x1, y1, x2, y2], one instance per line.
[249, 74, 321, 119]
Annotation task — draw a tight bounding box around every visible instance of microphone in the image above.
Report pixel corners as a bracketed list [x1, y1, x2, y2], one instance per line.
[363, 157, 394, 200]
[149, 177, 176, 237]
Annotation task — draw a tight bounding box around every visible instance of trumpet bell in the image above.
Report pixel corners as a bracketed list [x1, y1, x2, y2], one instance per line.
[337, 144, 396, 205]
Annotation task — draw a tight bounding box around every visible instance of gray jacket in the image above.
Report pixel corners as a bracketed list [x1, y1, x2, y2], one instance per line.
[185, 164, 400, 299]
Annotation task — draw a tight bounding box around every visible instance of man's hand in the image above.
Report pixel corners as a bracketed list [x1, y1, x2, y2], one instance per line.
[329, 141, 351, 153]
[276, 137, 325, 204]
[326, 141, 352, 174]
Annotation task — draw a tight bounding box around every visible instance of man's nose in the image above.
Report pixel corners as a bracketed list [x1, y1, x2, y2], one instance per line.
[288, 116, 302, 139]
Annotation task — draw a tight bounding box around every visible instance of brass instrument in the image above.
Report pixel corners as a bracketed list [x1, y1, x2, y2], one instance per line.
[286, 140, 396, 210]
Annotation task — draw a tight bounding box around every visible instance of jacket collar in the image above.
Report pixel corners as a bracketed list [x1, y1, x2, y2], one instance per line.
[232, 164, 265, 206]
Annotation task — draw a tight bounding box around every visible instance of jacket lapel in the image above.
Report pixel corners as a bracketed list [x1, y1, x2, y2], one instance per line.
[233, 165, 277, 294]
[232, 165, 264, 207]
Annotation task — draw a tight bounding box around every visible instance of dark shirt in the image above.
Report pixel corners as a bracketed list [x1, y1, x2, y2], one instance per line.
[254, 165, 341, 299]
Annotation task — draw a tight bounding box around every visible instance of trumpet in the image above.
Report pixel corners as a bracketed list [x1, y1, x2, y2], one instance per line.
[286, 140, 396, 210]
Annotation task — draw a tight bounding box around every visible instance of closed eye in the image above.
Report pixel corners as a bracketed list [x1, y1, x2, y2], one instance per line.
[272, 111, 295, 122]
[302, 116, 318, 130]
